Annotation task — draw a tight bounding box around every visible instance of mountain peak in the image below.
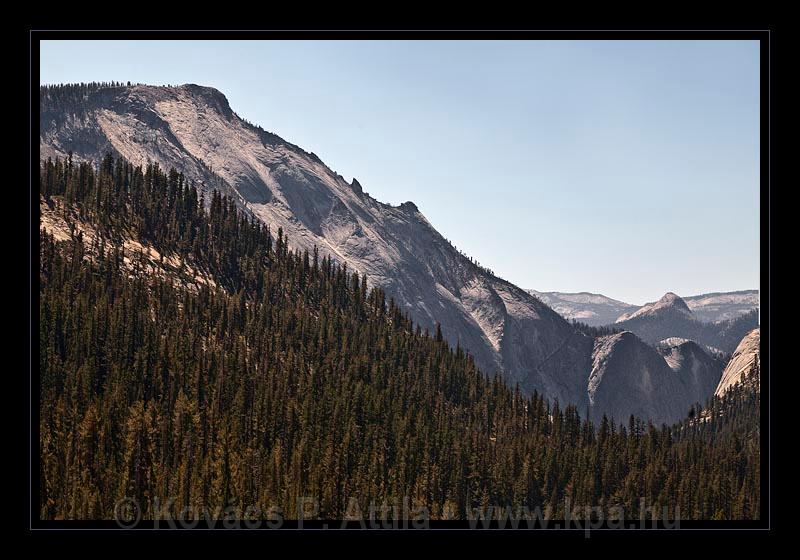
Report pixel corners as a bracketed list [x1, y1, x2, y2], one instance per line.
[659, 291, 688, 307]
[399, 201, 419, 213]
[350, 177, 364, 196]
[177, 84, 234, 119]
[105, 83, 235, 122]
[616, 292, 692, 322]
[656, 292, 692, 315]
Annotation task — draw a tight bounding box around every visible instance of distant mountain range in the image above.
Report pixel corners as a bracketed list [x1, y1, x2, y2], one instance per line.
[528, 289, 758, 327]
[683, 291, 760, 323]
[526, 291, 637, 326]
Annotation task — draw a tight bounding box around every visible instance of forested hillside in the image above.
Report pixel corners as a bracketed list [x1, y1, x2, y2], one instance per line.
[39, 155, 760, 521]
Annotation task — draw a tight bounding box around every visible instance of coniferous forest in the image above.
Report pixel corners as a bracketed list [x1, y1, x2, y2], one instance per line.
[38, 155, 761, 521]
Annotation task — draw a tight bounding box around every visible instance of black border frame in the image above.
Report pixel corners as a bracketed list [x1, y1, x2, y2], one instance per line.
[28, 28, 771, 534]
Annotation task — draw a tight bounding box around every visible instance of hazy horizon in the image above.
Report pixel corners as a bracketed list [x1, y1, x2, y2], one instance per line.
[40, 40, 760, 305]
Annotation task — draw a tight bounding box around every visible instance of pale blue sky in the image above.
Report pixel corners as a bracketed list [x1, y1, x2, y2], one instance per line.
[40, 40, 760, 305]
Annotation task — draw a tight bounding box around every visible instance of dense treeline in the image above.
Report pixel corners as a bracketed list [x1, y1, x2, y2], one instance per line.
[40, 82, 133, 125]
[39, 155, 760, 521]
[571, 320, 623, 338]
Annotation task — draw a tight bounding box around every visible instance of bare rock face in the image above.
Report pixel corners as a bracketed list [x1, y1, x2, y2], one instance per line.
[715, 328, 760, 396]
[588, 333, 711, 423]
[588, 332, 679, 422]
[657, 339, 724, 407]
[39, 83, 726, 424]
[588, 334, 723, 424]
